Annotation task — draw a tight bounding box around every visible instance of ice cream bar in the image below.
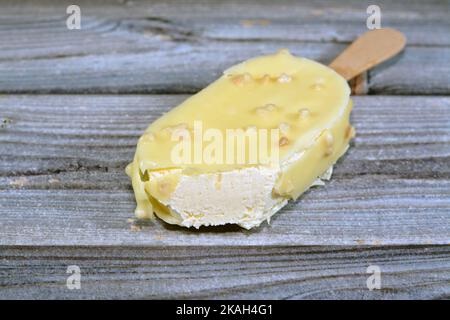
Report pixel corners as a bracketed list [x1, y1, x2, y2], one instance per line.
[126, 49, 354, 229]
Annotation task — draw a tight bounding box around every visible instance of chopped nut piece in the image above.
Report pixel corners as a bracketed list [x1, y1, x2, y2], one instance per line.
[277, 48, 291, 56]
[278, 73, 292, 83]
[283, 179, 294, 193]
[265, 103, 277, 111]
[311, 83, 324, 90]
[311, 78, 325, 90]
[279, 136, 289, 146]
[279, 122, 290, 135]
[231, 73, 251, 86]
[345, 125, 356, 139]
[261, 74, 271, 84]
[324, 131, 334, 156]
[214, 173, 222, 190]
[298, 108, 311, 119]
[158, 182, 170, 194]
[255, 103, 277, 116]
[139, 132, 155, 143]
[145, 173, 180, 201]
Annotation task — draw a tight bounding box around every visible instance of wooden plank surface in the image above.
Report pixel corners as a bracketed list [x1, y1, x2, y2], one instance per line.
[1, 246, 449, 299]
[1, 0, 449, 299]
[1, 95, 449, 246]
[0, 0, 449, 94]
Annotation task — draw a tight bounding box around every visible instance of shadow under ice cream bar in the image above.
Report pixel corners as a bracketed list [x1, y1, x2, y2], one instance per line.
[127, 50, 353, 229]
[126, 30, 405, 229]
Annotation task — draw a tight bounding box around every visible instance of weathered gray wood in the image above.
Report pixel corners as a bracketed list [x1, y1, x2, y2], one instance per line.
[1, 95, 449, 246]
[2, 42, 448, 95]
[0, 246, 449, 299]
[1, 95, 449, 175]
[370, 47, 450, 95]
[1, 0, 448, 46]
[0, 0, 449, 94]
[1, 0, 449, 300]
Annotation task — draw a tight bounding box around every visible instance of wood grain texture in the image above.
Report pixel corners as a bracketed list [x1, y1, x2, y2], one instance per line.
[1, 95, 449, 246]
[1, 246, 449, 299]
[1, 0, 450, 299]
[0, 0, 449, 94]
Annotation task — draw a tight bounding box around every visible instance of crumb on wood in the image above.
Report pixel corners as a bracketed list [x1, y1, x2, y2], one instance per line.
[240, 19, 271, 27]
[48, 178, 60, 184]
[9, 177, 29, 188]
[153, 233, 165, 241]
[130, 225, 141, 232]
